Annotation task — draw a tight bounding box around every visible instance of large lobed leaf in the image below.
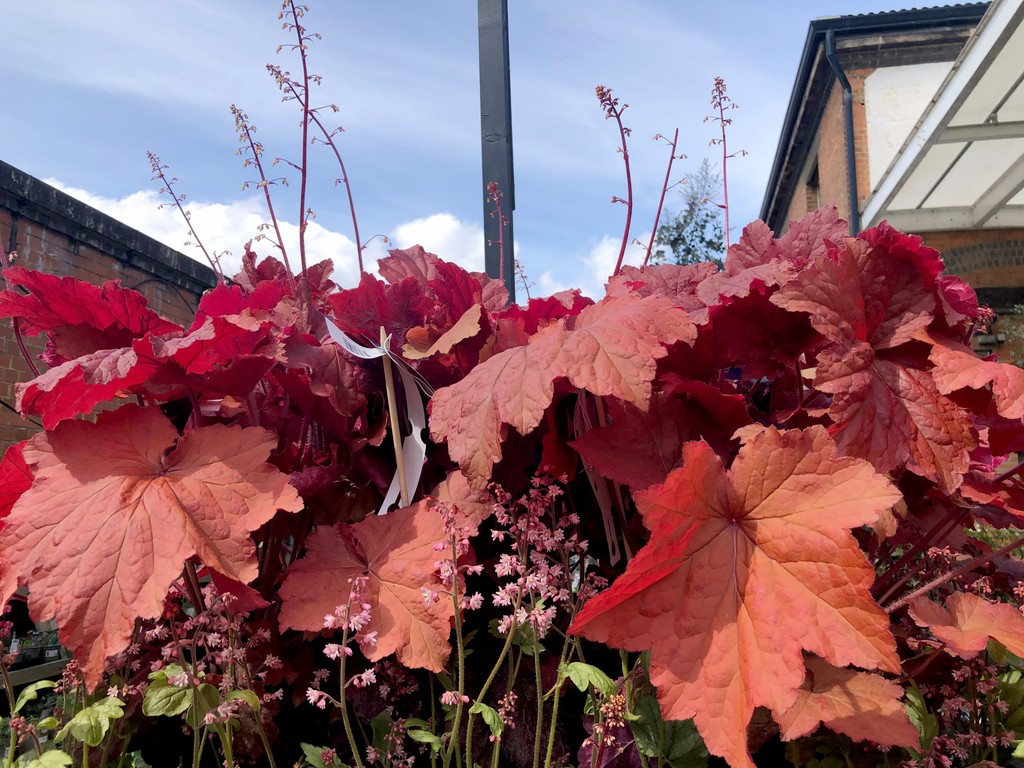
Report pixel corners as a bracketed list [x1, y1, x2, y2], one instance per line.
[773, 226, 973, 491]
[278, 500, 454, 672]
[0, 405, 301, 687]
[0, 268, 181, 364]
[570, 426, 901, 768]
[430, 294, 696, 485]
[909, 592, 1024, 659]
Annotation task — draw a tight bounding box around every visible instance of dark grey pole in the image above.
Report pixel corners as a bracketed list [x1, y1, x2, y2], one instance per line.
[478, 0, 515, 302]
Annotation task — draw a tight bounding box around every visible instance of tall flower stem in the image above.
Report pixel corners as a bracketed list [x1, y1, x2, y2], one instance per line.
[643, 129, 681, 268]
[596, 86, 633, 278]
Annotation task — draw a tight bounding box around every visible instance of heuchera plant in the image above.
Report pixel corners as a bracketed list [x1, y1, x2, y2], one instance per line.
[3, 5, 1024, 768]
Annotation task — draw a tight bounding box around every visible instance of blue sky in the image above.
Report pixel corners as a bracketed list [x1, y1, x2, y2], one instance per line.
[4, 1, 941, 299]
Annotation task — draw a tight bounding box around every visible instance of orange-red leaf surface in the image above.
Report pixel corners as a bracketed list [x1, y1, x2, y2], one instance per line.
[773, 231, 973, 490]
[430, 295, 696, 485]
[569, 426, 901, 768]
[908, 592, 1024, 659]
[930, 341, 1024, 421]
[0, 405, 301, 688]
[0, 442, 32, 521]
[775, 656, 918, 747]
[278, 501, 453, 671]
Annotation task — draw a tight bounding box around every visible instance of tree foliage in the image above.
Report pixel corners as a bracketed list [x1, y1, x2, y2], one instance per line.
[652, 157, 725, 268]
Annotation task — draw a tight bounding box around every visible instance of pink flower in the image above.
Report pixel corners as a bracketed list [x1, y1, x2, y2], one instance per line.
[306, 688, 329, 710]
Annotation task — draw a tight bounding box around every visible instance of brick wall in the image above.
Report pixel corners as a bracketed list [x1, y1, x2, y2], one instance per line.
[0, 161, 216, 452]
[781, 69, 873, 233]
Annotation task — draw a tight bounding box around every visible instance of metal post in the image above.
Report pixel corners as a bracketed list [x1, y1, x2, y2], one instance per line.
[478, 0, 515, 302]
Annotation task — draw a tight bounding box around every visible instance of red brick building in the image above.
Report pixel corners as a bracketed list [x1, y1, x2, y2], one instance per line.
[0, 160, 216, 450]
[761, 1, 1024, 328]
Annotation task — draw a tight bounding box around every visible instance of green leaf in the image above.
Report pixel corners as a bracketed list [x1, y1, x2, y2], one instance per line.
[23, 751, 74, 768]
[631, 695, 708, 767]
[36, 716, 59, 731]
[14, 680, 57, 714]
[56, 696, 125, 747]
[299, 743, 345, 768]
[406, 728, 442, 752]
[142, 675, 193, 718]
[183, 684, 220, 730]
[226, 689, 261, 713]
[469, 701, 504, 737]
[560, 662, 616, 696]
[904, 681, 939, 753]
[370, 710, 393, 752]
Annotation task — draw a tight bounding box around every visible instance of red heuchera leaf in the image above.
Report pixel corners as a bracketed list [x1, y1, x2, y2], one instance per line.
[726, 206, 847, 272]
[909, 592, 1024, 658]
[570, 386, 750, 490]
[775, 656, 918, 747]
[0, 268, 181, 363]
[569, 426, 901, 768]
[606, 263, 715, 324]
[278, 501, 453, 671]
[430, 295, 697, 485]
[16, 347, 160, 429]
[709, 285, 820, 379]
[0, 442, 32, 520]
[0, 405, 301, 687]
[329, 273, 434, 345]
[773, 231, 973, 490]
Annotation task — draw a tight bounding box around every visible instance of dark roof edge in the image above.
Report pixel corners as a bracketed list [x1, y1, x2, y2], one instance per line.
[0, 159, 217, 295]
[758, 3, 990, 230]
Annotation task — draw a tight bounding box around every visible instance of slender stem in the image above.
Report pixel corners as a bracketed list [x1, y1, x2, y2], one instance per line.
[719, 102, 731, 250]
[994, 459, 1024, 483]
[643, 129, 680, 268]
[147, 152, 221, 279]
[532, 631, 544, 768]
[443, 539, 467, 768]
[873, 507, 967, 603]
[12, 318, 39, 378]
[0, 655, 18, 768]
[232, 106, 295, 282]
[337, 624, 365, 768]
[306, 110, 364, 274]
[380, 327, 409, 507]
[183, 560, 207, 614]
[596, 87, 633, 277]
[465, 598, 523, 768]
[885, 534, 1024, 613]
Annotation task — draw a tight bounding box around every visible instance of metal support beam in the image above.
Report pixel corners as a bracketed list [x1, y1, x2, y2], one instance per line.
[937, 120, 1024, 143]
[478, 0, 515, 302]
[972, 152, 1024, 225]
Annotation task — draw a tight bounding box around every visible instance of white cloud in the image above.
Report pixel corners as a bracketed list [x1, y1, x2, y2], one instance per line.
[44, 180, 495, 291]
[389, 213, 486, 274]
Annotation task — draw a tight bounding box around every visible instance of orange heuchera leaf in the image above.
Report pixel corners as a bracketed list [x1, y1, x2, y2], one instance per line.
[775, 656, 918, 747]
[430, 295, 696, 485]
[569, 426, 901, 768]
[0, 405, 301, 688]
[908, 592, 1024, 658]
[278, 501, 454, 672]
[930, 340, 1024, 421]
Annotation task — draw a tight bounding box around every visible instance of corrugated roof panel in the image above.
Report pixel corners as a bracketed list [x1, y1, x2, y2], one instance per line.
[924, 136, 1024, 206]
[950, 20, 1024, 124]
[890, 142, 966, 208]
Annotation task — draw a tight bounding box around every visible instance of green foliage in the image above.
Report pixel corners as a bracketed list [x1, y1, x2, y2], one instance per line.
[560, 661, 616, 697]
[630, 694, 708, 767]
[652, 157, 724, 268]
[56, 696, 125, 748]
